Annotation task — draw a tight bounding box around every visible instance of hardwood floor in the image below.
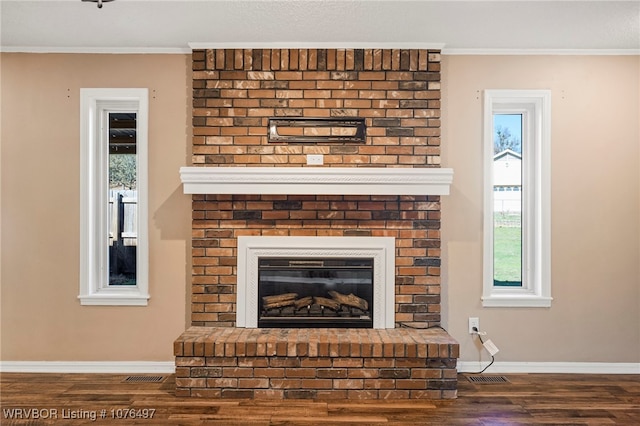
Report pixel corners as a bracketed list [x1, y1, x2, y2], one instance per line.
[1, 373, 639, 425]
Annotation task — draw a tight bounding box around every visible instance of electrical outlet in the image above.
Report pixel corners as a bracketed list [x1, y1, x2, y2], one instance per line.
[306, 154, 324, 165]
[468, 317, 479, 334]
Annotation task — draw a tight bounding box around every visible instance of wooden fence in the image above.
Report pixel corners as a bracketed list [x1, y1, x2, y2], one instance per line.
[109, 189, 137, 247]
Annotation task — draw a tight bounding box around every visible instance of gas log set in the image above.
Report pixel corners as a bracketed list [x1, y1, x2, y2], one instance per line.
[262, 290, 369, 316]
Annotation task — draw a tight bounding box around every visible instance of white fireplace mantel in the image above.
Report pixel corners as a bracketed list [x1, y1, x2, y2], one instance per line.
[180, 167, 453, 195]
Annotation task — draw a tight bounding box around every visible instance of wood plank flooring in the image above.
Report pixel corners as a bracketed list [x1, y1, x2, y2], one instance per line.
[1, 372, 638, 424]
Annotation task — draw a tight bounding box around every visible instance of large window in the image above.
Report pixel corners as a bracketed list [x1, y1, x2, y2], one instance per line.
[79, 89, 149, 305]
[483, 90, 552, 307]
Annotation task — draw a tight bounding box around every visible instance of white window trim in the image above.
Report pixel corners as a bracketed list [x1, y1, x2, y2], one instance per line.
[79, 88, 149, 306]
[482, 89, 552, 308]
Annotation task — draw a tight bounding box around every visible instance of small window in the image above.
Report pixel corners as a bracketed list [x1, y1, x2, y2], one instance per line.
[493, 114, 522, 287]
[483, 90, 552, 308]
[79, 89, 149, 305]
[109, 112, 137, 286]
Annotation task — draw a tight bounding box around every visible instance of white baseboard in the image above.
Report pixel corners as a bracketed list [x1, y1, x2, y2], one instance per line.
[2, 361, 638, 375]
[458, 361, 640, 375]
[0, 361, 175, 374]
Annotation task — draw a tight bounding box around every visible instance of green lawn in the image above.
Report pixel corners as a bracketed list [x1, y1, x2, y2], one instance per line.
[494, 220, 522, 286]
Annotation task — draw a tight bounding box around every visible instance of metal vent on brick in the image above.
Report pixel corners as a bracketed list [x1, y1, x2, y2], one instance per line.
[268, 117, 366, 143]
[122, 375, 166, 383]
[467, 375, 509, 384]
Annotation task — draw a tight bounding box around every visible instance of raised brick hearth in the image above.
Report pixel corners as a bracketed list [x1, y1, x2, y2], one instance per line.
[176, 48, 459, 400]
[175, 327, 458, 399]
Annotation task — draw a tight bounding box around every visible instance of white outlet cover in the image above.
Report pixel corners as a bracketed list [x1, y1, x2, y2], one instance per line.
[468, 317, 479, 334]
[307, 154, 324, 165]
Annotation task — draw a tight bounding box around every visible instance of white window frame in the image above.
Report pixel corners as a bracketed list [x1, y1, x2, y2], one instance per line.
[79, 88, 149, 306]
[483, 90, 552, 308]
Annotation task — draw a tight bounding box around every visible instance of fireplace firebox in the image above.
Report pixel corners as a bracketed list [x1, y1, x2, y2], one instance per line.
[236, 236, 396, 329]
[258, 257, 374, 328]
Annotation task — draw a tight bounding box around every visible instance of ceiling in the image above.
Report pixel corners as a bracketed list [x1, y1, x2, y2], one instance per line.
[1, 0, 639, 54]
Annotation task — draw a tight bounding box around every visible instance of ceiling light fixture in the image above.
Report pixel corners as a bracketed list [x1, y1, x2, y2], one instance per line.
[82, 0, 114, 9]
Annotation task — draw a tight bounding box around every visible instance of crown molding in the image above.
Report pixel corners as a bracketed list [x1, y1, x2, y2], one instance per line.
[442, 48, 640, 56]
[0, 46, 191, 54]
[188, 42, 446, 50]
[4, 46, 636, 56]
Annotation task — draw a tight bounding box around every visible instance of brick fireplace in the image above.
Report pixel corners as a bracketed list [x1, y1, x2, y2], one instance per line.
[174, 48, 459, 399]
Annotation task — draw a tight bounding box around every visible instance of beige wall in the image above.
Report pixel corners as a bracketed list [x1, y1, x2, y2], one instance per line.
[1, 53, 192, 361]
[2, 53, 639, 365]
[442, 55, 640, 363]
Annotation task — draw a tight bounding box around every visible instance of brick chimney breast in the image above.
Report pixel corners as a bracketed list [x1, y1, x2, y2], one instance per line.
[190, 49, 442, 328]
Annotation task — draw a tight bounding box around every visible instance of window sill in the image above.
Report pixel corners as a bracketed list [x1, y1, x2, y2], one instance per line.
[482, 294, 552, 308]
[79, 291, 150, 306]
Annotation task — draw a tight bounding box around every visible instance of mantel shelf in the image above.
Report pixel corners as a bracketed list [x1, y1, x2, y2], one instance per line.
[180, 167, 453, 196]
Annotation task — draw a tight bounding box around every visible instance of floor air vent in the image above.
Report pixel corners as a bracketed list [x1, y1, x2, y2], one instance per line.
[467, 375, 509, 384]
[123, 375, 166, 383]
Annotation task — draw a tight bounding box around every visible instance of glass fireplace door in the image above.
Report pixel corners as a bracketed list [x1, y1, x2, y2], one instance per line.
[258, 258, 374, 328]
